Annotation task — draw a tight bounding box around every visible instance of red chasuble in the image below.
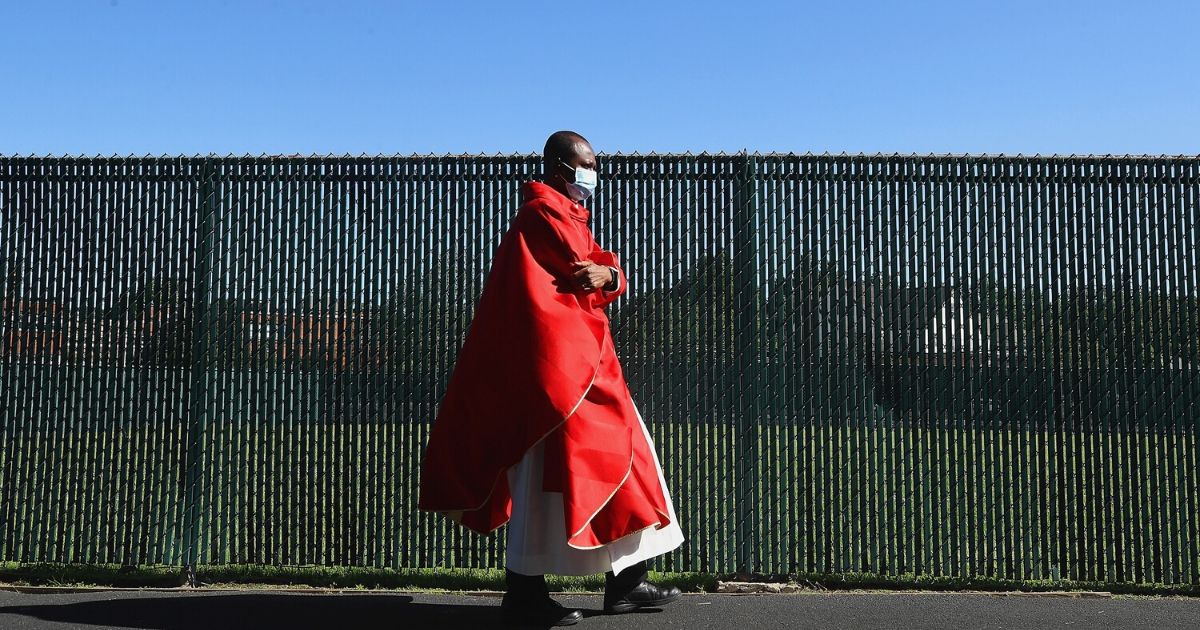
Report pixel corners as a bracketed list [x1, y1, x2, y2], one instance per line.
[417, 181, 671, 548]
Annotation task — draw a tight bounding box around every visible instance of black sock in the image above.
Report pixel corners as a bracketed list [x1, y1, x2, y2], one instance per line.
[605, 560, 649, 598]
[505, 568, 549, 601]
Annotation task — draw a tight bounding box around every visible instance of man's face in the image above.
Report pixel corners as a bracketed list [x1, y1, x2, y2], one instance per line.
[558, 141, 597, 180]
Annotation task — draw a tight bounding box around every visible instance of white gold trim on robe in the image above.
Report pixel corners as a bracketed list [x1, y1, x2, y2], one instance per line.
[504, 402, 684, 576]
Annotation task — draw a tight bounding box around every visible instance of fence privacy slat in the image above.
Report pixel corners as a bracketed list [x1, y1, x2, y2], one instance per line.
[0, 154, 1196, 585]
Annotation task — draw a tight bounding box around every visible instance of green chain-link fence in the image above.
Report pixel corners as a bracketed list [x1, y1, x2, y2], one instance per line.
[1, 154, 1197, 585]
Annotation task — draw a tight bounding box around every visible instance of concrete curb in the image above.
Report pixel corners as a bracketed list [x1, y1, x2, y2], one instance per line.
[2, 582, 1119, 599]
[715, 582, 1114, 598]
[0, 584, 512, 595]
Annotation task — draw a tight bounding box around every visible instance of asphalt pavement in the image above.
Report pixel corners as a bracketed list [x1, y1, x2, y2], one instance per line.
[1, 587, 1199, 629]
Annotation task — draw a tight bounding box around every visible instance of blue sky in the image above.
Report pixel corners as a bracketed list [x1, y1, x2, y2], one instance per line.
[1, 0, 1197, 156]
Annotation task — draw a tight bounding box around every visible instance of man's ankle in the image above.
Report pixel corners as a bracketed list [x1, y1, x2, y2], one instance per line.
[505, 568, 550, 600]
[604, 561, 649, 597]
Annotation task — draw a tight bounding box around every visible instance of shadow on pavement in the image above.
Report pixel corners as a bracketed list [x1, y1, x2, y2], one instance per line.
[0, 592, 518, 630]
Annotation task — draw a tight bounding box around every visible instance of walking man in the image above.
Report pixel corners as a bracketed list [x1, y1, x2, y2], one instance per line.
[419, 131, 684, 626]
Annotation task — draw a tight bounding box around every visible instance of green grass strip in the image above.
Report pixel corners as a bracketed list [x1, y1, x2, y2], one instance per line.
[1, 563, 1197, 597]
[0, 563, 713, 593]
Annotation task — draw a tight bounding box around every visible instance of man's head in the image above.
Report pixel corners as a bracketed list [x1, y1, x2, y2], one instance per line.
[543, 130, 597, 201]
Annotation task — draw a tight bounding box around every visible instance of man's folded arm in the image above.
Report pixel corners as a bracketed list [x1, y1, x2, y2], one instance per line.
[522, 201, 593, 280]
[521, 200, 628, 301]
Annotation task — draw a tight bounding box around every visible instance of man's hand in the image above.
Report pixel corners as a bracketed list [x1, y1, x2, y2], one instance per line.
[571, 260, 615, 292]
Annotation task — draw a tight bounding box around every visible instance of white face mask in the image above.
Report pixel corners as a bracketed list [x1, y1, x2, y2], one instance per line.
[559, 159, 598, 202]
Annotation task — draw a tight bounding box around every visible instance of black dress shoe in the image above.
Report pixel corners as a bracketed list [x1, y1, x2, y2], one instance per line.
[500, 593, 584, 626]
[603, 580, 682, 614]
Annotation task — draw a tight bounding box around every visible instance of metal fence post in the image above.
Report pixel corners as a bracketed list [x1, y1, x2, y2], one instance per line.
[182, 158, 216, 586]
[732, 152, 761, 573]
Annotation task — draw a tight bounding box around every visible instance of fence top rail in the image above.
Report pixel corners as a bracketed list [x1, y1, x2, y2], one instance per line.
[1, 152, 1199, 162]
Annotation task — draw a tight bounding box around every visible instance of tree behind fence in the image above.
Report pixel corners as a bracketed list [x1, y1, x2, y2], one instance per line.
[0, 154, 1197, 585]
